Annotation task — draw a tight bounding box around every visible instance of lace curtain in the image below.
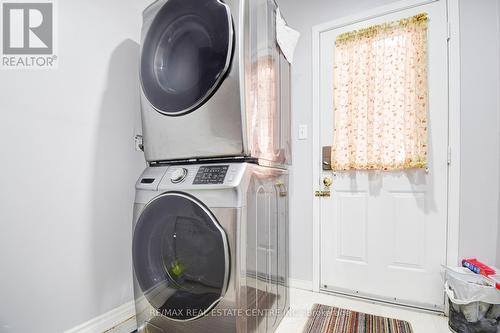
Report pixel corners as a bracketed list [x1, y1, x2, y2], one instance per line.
[331, 13, 429, 171]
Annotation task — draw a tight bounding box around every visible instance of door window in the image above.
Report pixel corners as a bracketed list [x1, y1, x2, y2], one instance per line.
[141, 0, 233, 116]
[331, 14, 429, 171]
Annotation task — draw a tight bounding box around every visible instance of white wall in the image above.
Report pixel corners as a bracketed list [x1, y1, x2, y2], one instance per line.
[0, 0, 148, 332]
[497, 0, 500, 270]
[278, 0, 400, 285]
[458, 0, 500, 267]
[279, 0, 500, 284]
[0, 1, 498, 331]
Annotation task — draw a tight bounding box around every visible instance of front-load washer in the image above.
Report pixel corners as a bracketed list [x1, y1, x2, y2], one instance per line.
[140, 0, 291, 165]
[132, 163, 289, 333]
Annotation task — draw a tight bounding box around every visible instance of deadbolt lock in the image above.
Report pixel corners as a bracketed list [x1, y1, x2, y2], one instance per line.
[315, 190, 331, 197]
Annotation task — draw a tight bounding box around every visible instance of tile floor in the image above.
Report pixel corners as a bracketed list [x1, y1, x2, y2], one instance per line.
[277, 288, 451, 333]
[122, 288, 451, 333]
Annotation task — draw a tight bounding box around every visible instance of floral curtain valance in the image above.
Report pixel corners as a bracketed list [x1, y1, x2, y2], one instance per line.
[331, 13, 429, 171]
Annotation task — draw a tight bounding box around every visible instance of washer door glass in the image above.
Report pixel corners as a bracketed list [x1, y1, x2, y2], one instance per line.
[141, 0, 233, 116]
[133, 192, 229, 321]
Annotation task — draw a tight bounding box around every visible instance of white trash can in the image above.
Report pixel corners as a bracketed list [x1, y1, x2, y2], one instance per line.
[445, 267, 500, 333]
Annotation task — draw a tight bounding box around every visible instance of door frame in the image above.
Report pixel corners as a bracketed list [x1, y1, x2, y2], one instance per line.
[311, 0, 461, 294]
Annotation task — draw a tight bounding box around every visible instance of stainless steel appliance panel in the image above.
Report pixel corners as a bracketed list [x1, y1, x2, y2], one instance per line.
[139, 0, 292, 165]
[132, 164, 289, 333]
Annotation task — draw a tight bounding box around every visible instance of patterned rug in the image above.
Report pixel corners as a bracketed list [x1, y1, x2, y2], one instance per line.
[303, 304, 413, 333]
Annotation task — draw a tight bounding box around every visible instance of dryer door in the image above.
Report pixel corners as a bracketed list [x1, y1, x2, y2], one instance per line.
[133, 192, 230, 321]
[140, 0, 234, 116]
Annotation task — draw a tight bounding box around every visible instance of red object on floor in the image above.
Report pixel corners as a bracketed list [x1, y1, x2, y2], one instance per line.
[462, 258, 496, 277]
[491, 275, 500, 291]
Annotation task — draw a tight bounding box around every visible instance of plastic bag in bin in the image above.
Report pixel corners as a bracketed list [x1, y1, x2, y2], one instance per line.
[444, 266, 500, 333]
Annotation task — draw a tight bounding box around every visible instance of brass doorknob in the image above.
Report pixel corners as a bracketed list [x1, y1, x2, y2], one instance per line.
[323, 176, 333, 187]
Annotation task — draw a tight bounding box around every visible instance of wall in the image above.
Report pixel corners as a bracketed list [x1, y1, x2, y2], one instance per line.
[278, 0, 400, 285]
[0, 1, 498, 331]
[279, 0, 500, 284]
[458, 0, 500, 267]
[498, 0, 500, 270]
[0, 0, 148, 332]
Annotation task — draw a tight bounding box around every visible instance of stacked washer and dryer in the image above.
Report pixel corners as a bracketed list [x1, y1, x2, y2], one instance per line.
[132, 0, 292, 332]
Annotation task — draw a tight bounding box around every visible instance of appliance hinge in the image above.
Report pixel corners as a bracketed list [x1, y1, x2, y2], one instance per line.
[447, 22, 452, 41]
[134, 134, 144, 152]
[447, 146, 452, 165]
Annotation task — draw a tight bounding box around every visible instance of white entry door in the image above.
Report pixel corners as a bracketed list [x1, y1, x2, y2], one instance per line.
[317, 1, 449, 310]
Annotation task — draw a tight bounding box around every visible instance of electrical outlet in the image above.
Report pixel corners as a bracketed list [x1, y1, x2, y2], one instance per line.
[298, 125, 308, 140]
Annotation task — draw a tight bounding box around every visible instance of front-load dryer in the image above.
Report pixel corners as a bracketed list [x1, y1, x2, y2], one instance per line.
[140, 0, 291, 165]
[132, 163, 289, 333]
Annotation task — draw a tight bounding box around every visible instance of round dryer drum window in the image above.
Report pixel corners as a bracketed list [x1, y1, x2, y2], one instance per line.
[140, 0, 234, 116]
[133, 192, 229, 321]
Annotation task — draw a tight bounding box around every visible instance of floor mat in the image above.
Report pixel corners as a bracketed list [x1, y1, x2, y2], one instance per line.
[303, 303, 413, 333]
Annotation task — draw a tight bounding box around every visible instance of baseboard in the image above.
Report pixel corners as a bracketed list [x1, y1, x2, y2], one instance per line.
[64, 300, 136, 333]
[289, 278, 313, 291]
[63, 279, 313, 333]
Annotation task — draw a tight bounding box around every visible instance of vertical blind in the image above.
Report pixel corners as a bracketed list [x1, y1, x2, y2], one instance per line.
[331, 13, 429, 171]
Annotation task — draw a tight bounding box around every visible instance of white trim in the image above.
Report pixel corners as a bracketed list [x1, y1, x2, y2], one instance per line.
[312, 0, 438, 34]
[311, 0, 461, 296]
[311, 12, 321, 293]
[63, 301, 136, 333]
[289, 278, 314, 291]
[445, 0, 461, 268]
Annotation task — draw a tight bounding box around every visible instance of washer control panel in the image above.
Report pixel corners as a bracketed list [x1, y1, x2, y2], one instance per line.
[160, 163, 244, 189]
[193, 165, 229, 185]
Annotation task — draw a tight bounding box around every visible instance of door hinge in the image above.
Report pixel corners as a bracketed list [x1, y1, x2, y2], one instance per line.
[447, 146, 452, 165]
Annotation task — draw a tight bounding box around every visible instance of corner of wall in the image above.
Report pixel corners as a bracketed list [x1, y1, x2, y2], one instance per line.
[458, 0, 500, 267]
[497, 0, 500, 269]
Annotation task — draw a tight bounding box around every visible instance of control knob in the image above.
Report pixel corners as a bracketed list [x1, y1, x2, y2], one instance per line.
[170, 168, 188, 183]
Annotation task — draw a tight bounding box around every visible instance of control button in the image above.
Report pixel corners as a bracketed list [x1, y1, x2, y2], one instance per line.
[193, 165, 229, 185]
[170, 168, 188, 183]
